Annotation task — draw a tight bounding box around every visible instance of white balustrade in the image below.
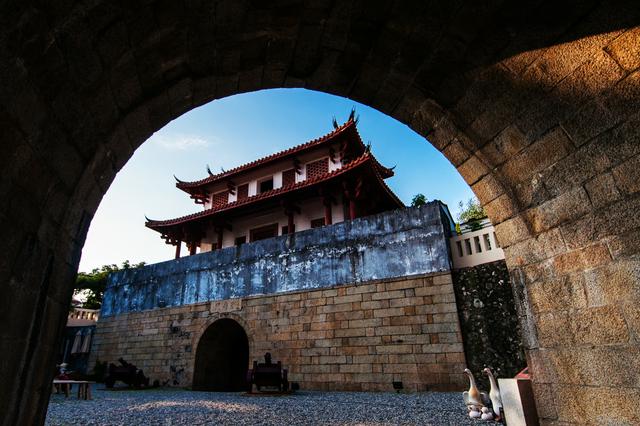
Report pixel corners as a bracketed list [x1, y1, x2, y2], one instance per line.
[449, 221, 504, 269]
[68, 308, 100, 322]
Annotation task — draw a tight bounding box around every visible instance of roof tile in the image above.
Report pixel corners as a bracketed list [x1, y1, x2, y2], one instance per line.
[176, 119, 362, 191]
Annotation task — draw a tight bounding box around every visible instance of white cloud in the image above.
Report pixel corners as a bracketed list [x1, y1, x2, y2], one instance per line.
[153, 134, 211, 151]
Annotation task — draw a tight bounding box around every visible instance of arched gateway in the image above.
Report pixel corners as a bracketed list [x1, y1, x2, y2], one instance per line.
[193, 319, 249, 392]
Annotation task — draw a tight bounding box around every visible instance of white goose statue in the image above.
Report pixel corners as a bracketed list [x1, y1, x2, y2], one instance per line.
[483, 367, 503, 421]
[481, 406, 494, 421]
[463, 368, 490, 416]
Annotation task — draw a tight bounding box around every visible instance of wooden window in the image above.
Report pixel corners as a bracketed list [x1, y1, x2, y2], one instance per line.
[211, 191, 228, 208]
[310, 218, 325, 228]
[306, 158, 328, 180]
[250, 223, 278, 242]
[235, 236, 246, 246]
[259, 177, 273, 193]
[282, 169, 296, 187]
[237, 184, 248, 201]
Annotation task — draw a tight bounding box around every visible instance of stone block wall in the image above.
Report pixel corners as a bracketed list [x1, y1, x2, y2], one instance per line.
[91, 272, 467, 392]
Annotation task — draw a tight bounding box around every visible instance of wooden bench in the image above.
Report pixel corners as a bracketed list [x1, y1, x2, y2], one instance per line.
[52, 380, 93, 400]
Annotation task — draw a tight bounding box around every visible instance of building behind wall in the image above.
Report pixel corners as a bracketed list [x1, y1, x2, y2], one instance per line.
[145, 118, 403, 257]
[91, 121, 523, 392]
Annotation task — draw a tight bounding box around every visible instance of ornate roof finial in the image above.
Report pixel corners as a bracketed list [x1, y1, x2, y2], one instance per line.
[174, 175, 185, 184]
[206, 164, 213, 176]
[332, 115, 339, 129]
[348, 107, 359, 124]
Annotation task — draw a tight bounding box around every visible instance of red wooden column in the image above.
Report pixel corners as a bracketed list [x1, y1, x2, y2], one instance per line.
[323, 197, 333, 225]
[352, 176, 363, 220]
[216, 227, 224, 250]
[188, 242, 197, 255]
[282, 202, 300, 234]
[287, 211, 295, 234]
[342, 181, 357, 221]
[175, 241, 182, 259]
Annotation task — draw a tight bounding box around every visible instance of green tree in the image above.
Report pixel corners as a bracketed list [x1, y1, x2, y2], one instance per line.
[457, 197, 487, 231]
[74, 261, 145, 309]
[411, 193, 427, 207]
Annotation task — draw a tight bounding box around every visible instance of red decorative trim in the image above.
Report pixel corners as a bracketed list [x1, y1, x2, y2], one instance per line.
[237, 183, 249, 201]
[211, 191, 228, 208]
[282, 169, 296, 187]
[306, 158, 329, 180]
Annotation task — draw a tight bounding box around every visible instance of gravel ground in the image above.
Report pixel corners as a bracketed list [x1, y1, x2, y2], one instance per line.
[46, 386, 490, 425]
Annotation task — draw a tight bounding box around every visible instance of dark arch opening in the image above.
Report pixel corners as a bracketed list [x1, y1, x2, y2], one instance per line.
[193, 318, 249, 391]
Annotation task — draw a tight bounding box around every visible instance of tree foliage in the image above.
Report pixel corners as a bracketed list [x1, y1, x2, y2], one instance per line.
[74, 261, 145, 309]
[457, 197, 487, 230]
[411, 193, 427, 207]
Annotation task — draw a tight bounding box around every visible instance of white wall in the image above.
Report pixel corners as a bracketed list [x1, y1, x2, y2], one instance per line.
[200, 195, 346, 252]
[449, 224, 504, 268]
[199, 143, 343, 209]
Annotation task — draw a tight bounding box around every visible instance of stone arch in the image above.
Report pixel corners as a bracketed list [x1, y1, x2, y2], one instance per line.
[1, 2, 639, 425]
[192, 317, 250, 392]
[191, 311, 255, 364]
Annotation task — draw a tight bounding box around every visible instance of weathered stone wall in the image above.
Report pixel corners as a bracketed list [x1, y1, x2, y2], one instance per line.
[91, 273, 466, 391]
[452, 260, 526, 388]
[101, 204, 452, 316]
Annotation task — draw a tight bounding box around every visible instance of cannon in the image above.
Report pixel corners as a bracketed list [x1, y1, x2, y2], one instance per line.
[104, 358, 150, 388]
[246, 352, 289, 393]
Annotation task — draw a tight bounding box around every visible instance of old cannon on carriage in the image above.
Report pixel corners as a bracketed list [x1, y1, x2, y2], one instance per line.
[104, 358, 150, 388]
[246, 352, 289, 393]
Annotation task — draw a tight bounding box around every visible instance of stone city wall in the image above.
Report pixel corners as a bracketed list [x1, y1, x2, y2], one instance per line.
[101, 203, 453, 316]
[92, 202, 464, 390]
[91, 272, 467, 391]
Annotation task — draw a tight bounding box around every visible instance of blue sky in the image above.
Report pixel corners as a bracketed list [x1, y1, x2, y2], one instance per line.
[79, 89, 474, 272]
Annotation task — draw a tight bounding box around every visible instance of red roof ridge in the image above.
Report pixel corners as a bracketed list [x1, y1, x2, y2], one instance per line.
[175, 119, 361, 191]
[146, 152, 379, 228]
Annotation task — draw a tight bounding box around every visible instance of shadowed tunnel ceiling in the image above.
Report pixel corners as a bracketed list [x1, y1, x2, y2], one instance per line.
[1, 1, 639, 425]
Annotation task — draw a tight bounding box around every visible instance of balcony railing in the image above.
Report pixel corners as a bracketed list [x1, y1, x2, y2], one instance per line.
[450, 221, 504, 269]
[68, 308, 100, 322]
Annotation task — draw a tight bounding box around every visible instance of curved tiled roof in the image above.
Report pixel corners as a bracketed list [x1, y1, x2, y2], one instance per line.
[146, 152, 401, 230]
[175, 119, 364, 192]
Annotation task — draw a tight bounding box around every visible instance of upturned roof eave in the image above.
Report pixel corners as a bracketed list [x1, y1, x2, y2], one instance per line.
[175, 119, 365, 194]
[146, 153, 396, 231]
